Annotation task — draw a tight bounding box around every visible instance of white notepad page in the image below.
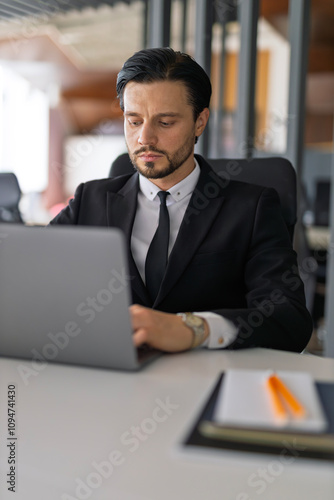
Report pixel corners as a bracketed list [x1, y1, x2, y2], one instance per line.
[213, 369, 328, 432]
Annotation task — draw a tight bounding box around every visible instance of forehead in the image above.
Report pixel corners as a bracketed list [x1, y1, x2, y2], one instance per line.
[123, 80, 191, 113]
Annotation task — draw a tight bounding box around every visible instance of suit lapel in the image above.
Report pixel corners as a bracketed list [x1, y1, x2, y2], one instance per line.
[106, 173, 151, 306]
[153, 159, 226, 307]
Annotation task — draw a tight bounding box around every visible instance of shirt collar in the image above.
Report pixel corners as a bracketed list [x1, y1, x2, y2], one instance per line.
[138, 159, 201, 202]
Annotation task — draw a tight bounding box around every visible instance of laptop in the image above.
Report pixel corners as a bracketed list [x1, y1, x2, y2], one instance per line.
[0, 223, 161, 370]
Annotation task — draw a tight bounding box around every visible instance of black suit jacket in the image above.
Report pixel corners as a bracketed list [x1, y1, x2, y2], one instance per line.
[50, 156, 312, 352]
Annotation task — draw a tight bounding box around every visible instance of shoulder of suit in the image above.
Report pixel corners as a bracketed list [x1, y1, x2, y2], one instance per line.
[196, 154, 276, 199]
[80, 173, 137, 193]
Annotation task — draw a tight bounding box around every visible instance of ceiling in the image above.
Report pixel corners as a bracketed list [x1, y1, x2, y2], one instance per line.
[0, 0, 332, 134]
[0, 1, 333, 80]
[0, 1, 144, 75]
[0, 0, 136, 20]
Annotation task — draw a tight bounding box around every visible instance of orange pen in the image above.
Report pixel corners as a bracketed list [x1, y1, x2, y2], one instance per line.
[266, 373, 306, 421]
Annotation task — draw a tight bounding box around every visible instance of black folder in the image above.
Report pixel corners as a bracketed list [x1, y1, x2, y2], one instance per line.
[182, 373, 334, 461]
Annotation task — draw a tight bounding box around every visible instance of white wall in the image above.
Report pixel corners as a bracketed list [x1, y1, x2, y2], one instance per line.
[64, 135, 127, 197]
[0, 66, 49, 193]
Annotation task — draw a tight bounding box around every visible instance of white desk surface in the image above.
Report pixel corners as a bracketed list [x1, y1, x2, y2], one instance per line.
[1, 348, 334, 500]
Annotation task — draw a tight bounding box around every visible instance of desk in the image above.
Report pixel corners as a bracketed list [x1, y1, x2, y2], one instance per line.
[1, 348, 334, 500]
[306, 226, 331, 251]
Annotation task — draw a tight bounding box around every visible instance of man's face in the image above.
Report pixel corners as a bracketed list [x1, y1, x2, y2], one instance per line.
[123, 80, 209, 186]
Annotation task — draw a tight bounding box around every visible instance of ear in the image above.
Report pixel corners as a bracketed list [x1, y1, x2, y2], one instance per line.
[195, 108, 210, 137]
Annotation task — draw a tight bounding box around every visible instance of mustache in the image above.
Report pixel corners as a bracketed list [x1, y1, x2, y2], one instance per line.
[134, 147, 166, 156]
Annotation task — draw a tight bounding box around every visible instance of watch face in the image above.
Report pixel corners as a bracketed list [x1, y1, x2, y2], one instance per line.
[190, 316, 203, 327]
[186, 314, 203, 328]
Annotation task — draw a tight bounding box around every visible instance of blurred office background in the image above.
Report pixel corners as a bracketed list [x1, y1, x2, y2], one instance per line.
[0, 0, 333, 356]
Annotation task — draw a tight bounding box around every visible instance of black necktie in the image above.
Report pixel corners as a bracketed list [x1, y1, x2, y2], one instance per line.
[145, 191, 170, 301]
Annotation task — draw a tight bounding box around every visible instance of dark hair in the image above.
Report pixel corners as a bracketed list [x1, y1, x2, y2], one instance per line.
[116, 47, 212, 120]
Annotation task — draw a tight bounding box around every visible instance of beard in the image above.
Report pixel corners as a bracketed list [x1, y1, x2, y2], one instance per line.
[127, 133, 196, 180]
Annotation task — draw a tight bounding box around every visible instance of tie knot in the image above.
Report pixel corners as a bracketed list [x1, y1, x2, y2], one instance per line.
[157, 191, 170, 206]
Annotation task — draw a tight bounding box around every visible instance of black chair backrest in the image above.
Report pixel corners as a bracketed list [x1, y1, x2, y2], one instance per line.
[109, 153, 135, 178]
[0, 172, 24, 223]
[109, 154, 296, 240]
[207, 156, 296, 240]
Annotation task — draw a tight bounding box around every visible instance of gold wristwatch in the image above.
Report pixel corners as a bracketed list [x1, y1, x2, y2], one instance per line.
[177, 312, 206, 349]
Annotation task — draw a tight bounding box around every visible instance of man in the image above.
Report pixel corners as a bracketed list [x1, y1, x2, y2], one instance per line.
[50, 47, 312, 353]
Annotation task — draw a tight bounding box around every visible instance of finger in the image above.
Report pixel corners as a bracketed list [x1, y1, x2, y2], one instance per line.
[129, 304, 144, 329]
[130, 304, 154, 330]
[130, 304, 150, 315]
[133, 328, 149, 347]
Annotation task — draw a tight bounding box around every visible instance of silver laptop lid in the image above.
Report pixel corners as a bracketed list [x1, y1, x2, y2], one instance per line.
[0, 224, 140, 370]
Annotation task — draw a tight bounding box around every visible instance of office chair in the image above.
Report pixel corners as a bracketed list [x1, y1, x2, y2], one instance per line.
[0, 172, 24, 223]
[109, 152, 135, 177]
[110, 153, 296, 240]
[207, 157, 318, 321]
[207, 156, 297, 241]
[109, 153, 317, 318]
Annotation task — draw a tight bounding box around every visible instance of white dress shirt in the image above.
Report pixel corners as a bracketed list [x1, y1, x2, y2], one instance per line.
[131, 161, 238, 348]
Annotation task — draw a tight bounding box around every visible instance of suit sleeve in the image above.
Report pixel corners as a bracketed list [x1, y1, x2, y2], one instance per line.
[49, 184, 84, 226]
[214, 188, 313, 352]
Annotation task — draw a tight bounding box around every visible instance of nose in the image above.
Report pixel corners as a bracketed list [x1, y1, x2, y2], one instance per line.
[138, 122, 157, 146]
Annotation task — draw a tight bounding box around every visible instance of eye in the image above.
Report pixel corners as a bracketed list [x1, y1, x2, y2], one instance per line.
[128, 120, 142, 126]
[160, 121, 174, 127]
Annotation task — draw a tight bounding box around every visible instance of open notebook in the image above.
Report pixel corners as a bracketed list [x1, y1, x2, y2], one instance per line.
[182, 370, 334, 461]
[213, 369, 327, 432]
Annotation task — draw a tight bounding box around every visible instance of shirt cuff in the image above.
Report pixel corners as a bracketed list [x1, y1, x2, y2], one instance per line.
[193, 312, 238, 349]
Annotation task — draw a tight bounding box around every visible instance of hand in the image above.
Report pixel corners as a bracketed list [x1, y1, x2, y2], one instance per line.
[130, 304, 209, 352]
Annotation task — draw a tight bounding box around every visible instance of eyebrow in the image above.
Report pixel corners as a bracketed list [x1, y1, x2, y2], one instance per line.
[124, 112, 182, 118]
